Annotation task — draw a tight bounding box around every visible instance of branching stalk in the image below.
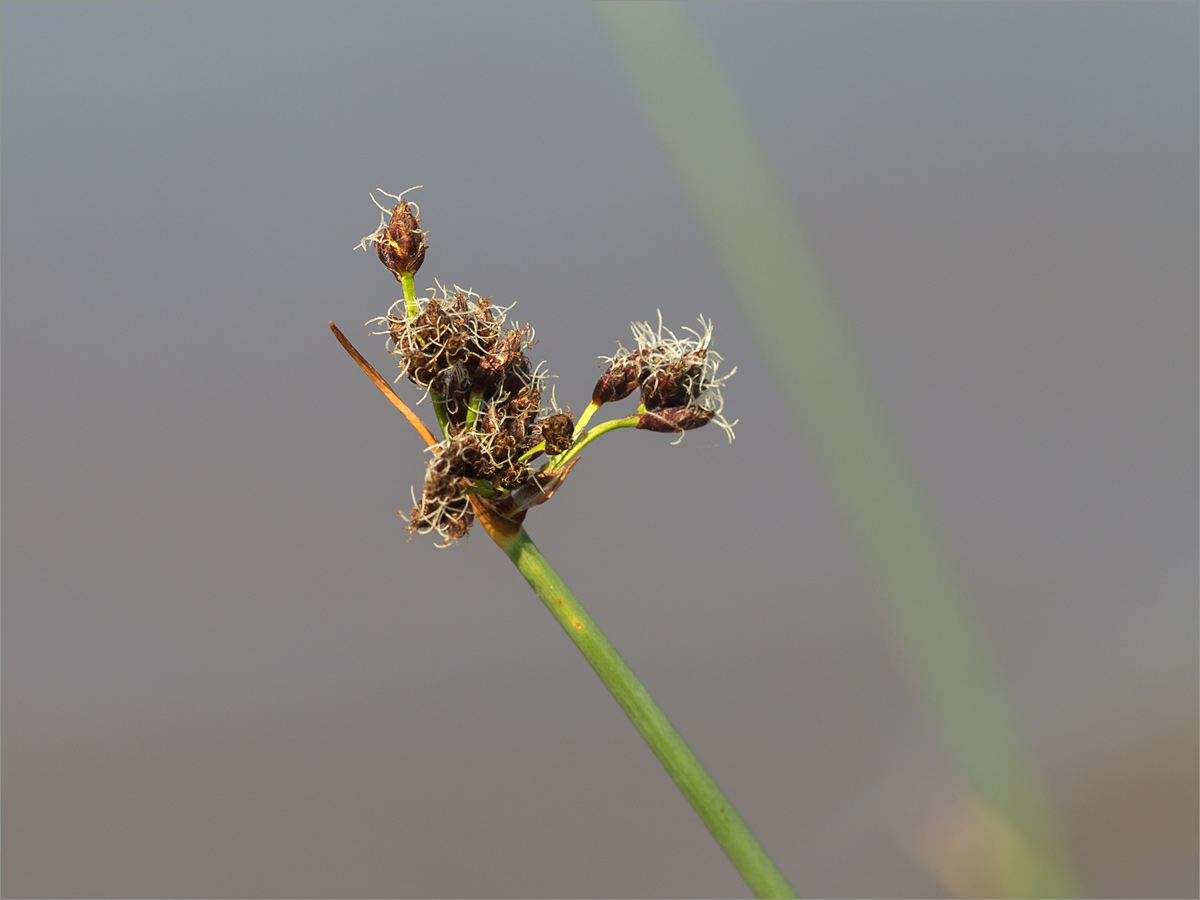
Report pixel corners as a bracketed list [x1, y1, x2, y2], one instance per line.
[549, 414, 639, 470]
[332, 321, 795, 898]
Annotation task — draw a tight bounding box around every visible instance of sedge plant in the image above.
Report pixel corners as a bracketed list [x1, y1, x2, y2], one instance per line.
[331, 188, 796, 899]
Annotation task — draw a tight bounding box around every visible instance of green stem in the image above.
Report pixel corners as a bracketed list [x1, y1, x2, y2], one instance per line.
[431, 393, 451, 436]
[573, 399, 602, 436]
[496, 526, 797, 899]
[464, 388, 485, 431]
[460, 478, 498, 498]
[397, 271, 450, 436]
[400, 271, 420, 318]
[518, 440, 547, 463]
[548, 414, 639, 470]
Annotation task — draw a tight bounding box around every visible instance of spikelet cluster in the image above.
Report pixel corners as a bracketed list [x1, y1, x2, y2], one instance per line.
[358, 191, 736, 546]
[594, 313, 737, 443]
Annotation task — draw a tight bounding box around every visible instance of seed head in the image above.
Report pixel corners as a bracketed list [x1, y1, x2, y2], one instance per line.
[603, 312, 738, 442]
[636, 406, 716, 434]
[349, 191, 739, 546]
[409, 438, 477, 546]
[592, 349, 647, 405]
[357, 187, 428, 278]
[539, 411, 575, 455]
[473, 325, 531, 394]
[639, 346, 707, 410]
[368, 284, 519, 419]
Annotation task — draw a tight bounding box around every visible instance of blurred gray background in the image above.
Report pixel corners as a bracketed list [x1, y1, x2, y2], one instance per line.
[2, 2, 1195, 897]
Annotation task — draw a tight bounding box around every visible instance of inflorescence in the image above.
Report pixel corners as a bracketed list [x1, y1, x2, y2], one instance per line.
[356, 188, 735, 545]
[597, 313, 737, 443]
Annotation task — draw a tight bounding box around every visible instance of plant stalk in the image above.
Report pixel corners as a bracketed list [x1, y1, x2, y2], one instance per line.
[491, 525, 797, 899]
[331, 321, 794, 896]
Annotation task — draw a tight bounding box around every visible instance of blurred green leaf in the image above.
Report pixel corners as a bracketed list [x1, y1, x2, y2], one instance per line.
[596, 3, 1083, 895]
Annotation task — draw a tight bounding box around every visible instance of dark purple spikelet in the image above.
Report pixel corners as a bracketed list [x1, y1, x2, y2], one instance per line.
[636, 406, 717, 434]
[374, 199, 427, 278]
[639, 347, 706, 410]
[539, 411, 575, 455]
[473, 327, 528, 392]
[592, 350, 647, 405]
[379, 291, 506, 400]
